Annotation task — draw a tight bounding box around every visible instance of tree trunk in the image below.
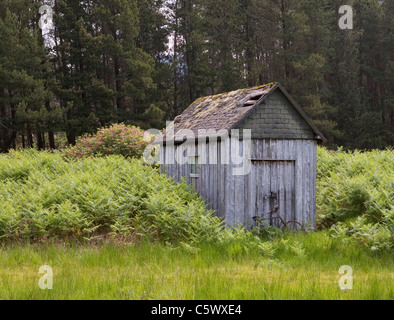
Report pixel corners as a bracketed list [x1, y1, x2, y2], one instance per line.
[36, 129, 45, 150]
[67, 131, 76, 146]
[48, 131, 56, 149]
[26, 124, 34, 148]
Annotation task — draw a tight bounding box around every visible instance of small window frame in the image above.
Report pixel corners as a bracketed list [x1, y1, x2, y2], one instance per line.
[189, 156, 200, 177]
[189, 156, 200, 191]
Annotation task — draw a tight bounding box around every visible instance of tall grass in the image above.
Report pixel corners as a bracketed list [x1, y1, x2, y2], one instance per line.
[0, 232, 392, 300]
[0, 148, 393, 300]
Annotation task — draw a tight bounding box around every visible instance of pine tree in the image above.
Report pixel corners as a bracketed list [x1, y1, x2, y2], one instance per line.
[0, 2, 60, 151]
[52, 0, 158, 144]
[381, 0, 394, 145]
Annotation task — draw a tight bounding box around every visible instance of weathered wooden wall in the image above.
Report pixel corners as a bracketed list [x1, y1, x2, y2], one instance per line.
[160, 139, 317, 229]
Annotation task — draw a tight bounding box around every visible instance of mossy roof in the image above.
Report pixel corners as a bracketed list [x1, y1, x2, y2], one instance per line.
[159, 82, 326, 143]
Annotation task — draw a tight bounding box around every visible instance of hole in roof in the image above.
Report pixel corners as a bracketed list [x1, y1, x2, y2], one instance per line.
[243, 102, 255, 107]
[249, 94, 263, 101]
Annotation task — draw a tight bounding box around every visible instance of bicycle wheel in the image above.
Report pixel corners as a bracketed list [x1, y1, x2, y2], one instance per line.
[284, 221, 307, 233]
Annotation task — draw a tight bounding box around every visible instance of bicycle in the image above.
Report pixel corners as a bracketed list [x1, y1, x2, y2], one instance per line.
[252, 205, 306, 232]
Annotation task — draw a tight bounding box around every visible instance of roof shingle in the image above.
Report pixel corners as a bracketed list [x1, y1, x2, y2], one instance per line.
[162, 82, 277, 141]
[156, 82, 326, 143]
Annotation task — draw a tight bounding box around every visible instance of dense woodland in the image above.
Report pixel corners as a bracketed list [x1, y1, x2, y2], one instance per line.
[0, 0, 393, 152]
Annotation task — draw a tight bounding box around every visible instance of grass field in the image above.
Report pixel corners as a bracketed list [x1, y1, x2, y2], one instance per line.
[1, 231, 392, 300]
[0, 148, 392, 300]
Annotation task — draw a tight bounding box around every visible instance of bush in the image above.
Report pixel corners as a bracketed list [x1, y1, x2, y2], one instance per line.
[2, 146, 392, 252]
[317, 147, 393, 251]
[64, 123, 151, 159]
[0, 150, 223, 244]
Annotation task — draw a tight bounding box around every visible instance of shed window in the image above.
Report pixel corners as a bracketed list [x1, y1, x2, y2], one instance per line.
[189, 156, 200, 192]
[190, 156, 199, 175]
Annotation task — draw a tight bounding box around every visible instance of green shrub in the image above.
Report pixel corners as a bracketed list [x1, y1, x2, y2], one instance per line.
[317, 147, 393, 251]
[1, 147, 392, 252]
[64, 123, 151, 159]
[0, 150, 223, 244]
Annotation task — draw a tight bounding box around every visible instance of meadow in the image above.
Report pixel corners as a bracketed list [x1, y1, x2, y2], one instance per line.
[0, 147, 393, 300]
[1, 232, 392, 300]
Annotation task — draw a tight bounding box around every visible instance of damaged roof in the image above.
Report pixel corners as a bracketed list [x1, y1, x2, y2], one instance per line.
[158, 82, 326, 143]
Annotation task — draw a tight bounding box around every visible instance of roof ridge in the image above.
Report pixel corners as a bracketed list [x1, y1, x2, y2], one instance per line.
[159, 82, 326, 144]
[191, 82, 278, 105]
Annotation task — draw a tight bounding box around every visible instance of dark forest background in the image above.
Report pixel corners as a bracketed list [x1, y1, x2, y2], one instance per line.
[0, 0, 393, 152]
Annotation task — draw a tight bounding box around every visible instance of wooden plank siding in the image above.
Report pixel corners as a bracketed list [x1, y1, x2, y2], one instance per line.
[160, 139, 317, 229]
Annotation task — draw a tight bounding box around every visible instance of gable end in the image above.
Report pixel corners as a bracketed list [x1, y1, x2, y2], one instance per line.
[234, 89, 316, 140]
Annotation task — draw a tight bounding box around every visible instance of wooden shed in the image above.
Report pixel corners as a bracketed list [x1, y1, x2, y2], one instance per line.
[156, 82, 326, 229]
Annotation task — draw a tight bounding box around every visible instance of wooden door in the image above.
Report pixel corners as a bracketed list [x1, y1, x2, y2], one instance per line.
[246, 160, 295, 228]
